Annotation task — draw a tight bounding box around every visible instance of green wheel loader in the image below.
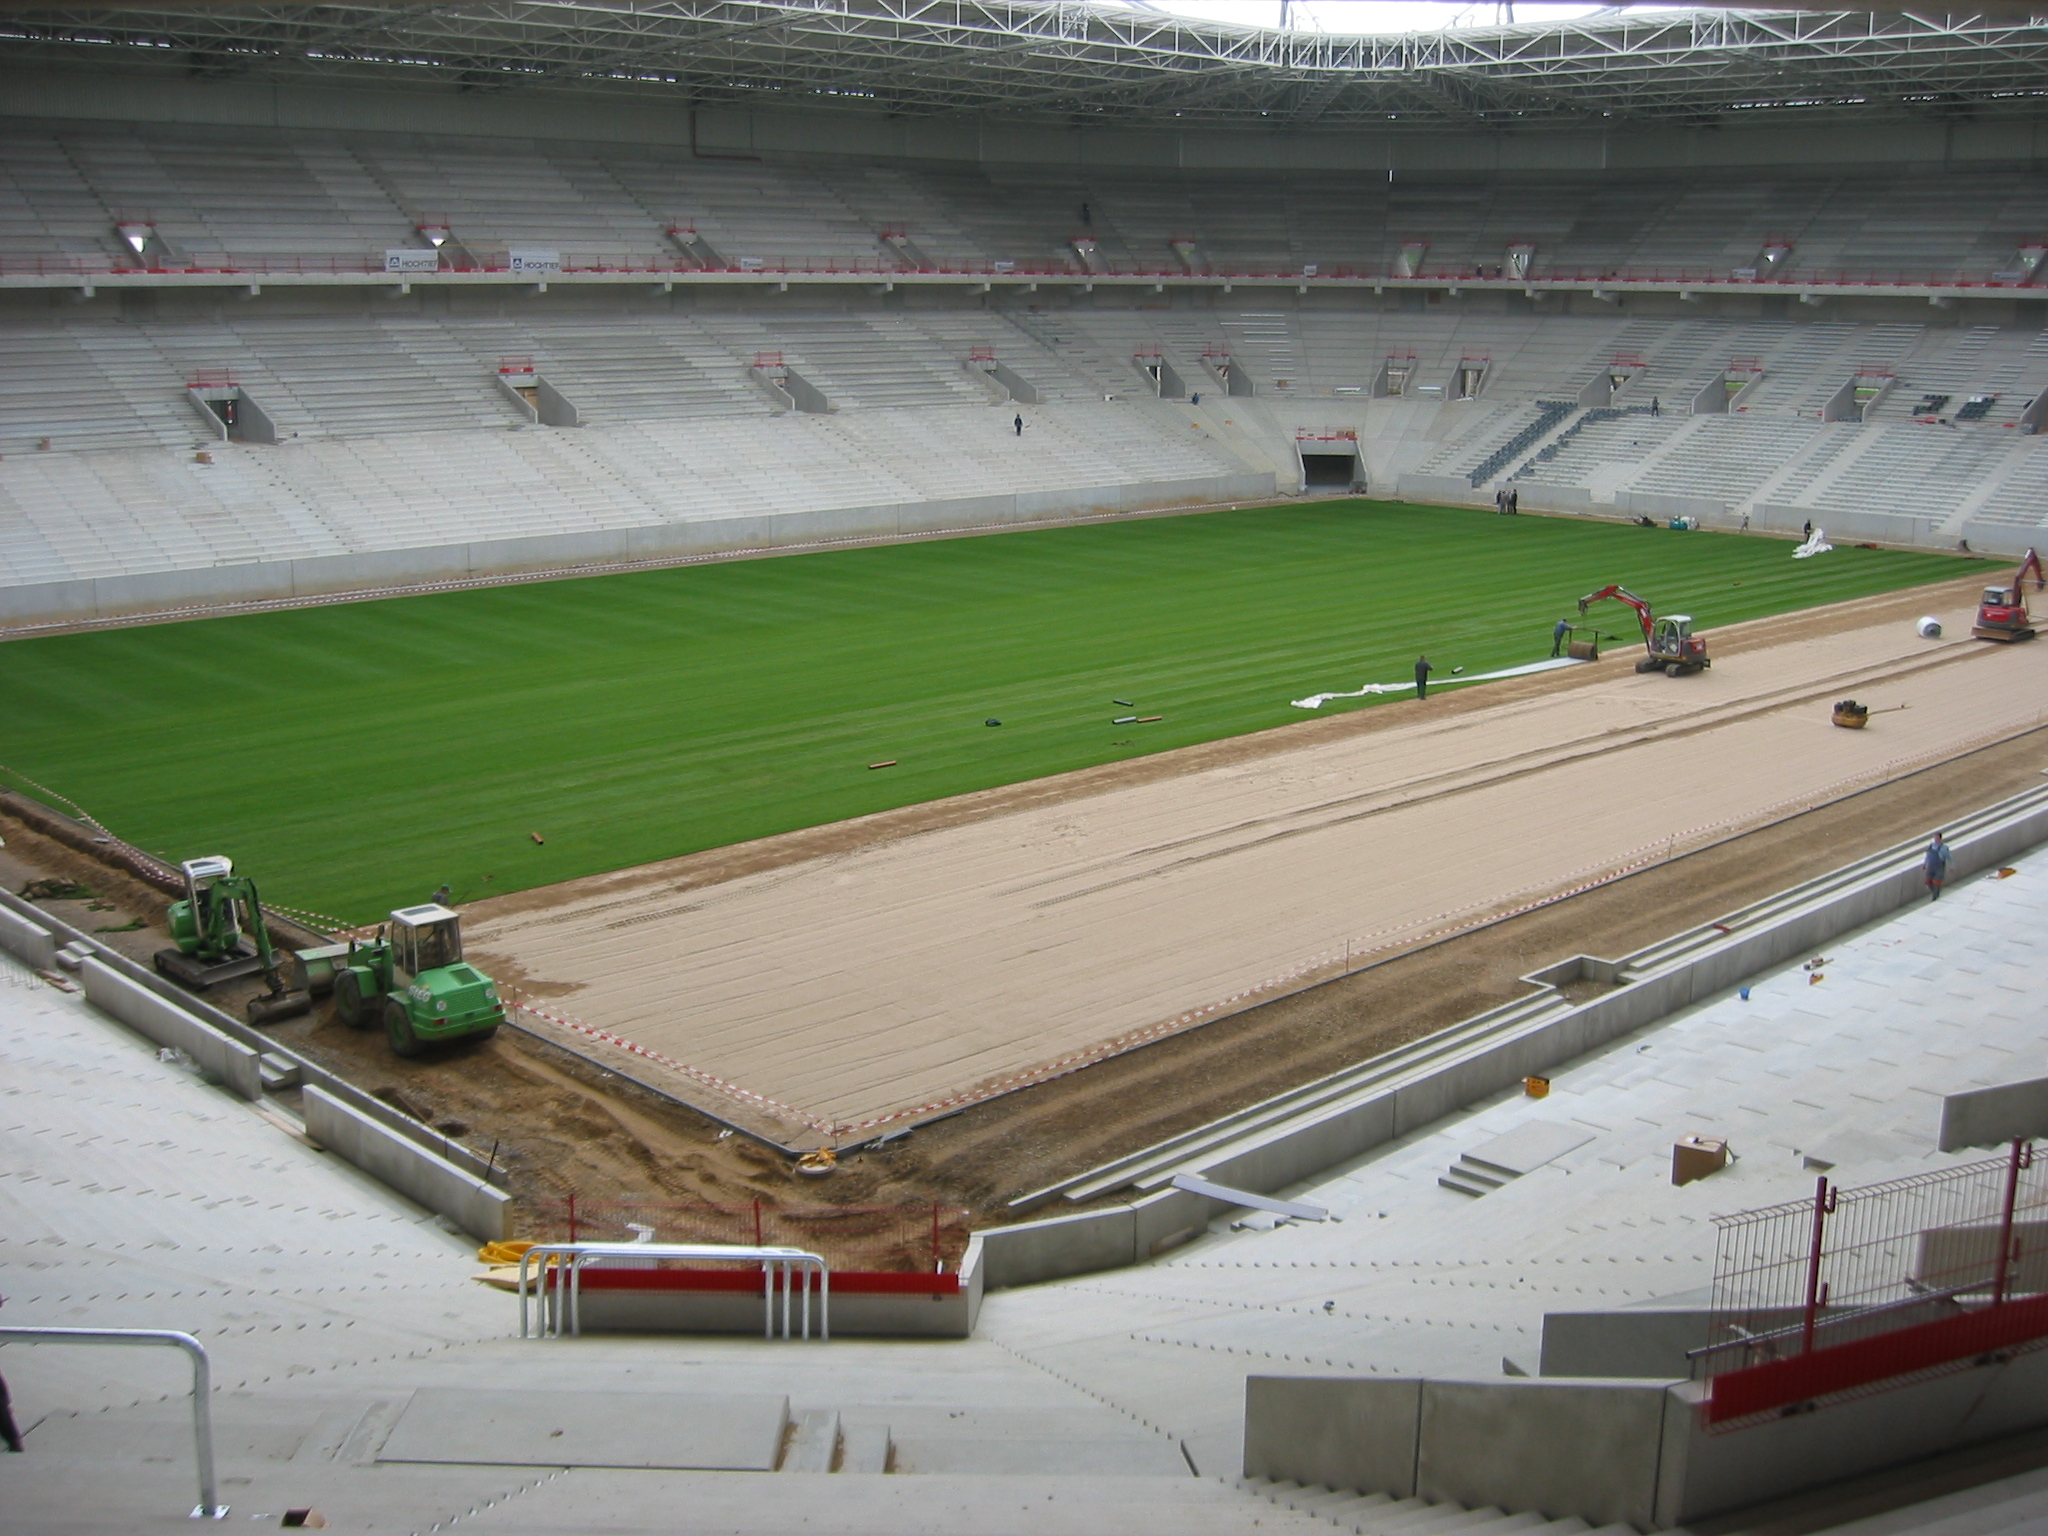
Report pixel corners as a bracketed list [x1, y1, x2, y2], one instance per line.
[155, 855, 313, 1024]
[330, 903, 504, 1058]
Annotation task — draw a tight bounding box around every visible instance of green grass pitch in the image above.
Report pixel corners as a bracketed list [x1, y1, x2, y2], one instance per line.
[0, 501, 1983, 924]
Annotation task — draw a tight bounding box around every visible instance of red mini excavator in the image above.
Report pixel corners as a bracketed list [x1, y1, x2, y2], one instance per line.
[1972, 548, 2044, 642]
[1579, 584, 1711, 676]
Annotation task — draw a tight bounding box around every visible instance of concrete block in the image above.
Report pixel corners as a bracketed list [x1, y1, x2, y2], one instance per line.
[976, 1203, 1137, 1289]
[79, 957, 263, 1100]
[301, 1085, 510, 1242]
[1541, 1307, 1752, 1380]
[1419, 1377, 1668, 1531]
[1204, 1091, 1398, 1195]
[1131, 1185, 1216, 1255]
[575, 1283, 971, 1338]
[1243, 1376, 1420, 1496]
[1939, 1074, 2048, 1151]
[0, 902, 57, 971]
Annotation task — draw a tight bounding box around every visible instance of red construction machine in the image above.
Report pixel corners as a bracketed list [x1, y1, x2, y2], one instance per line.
[1972, 548, 2043, 642]
[1578, 584, 1711, 676]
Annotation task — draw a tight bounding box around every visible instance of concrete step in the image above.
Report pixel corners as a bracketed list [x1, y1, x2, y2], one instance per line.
[783, 1408, 840, 1473]
[840, 1422, 892, 1474]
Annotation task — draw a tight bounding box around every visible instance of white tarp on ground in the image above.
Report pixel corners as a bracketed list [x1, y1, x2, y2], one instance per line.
[1794, 527, 1834, 559]
[1291, 656, 1584, 710]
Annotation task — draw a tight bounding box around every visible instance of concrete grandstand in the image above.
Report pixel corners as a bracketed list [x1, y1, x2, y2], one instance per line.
[9, 3, 2048, 1533]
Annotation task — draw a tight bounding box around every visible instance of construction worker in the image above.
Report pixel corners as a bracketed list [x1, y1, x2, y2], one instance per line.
[1552, 619, 1572, 657]
[1414, 655, 1434, 699]
[1923, 832, 1952, 901]
[431, 884, 453, 908]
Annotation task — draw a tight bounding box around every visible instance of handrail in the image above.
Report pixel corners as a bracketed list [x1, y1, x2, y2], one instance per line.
[517, 1242, 829, 1342]
[0, 1326, 223, 1518]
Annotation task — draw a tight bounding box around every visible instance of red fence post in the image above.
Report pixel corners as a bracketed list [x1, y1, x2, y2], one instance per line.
[1994, 1138, 2034, 1305]
[1802, 1175, 1835, 1353]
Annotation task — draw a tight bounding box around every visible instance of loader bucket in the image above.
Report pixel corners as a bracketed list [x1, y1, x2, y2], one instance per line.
[289, 943, 351, 998]
[248, 988, 313, 1025]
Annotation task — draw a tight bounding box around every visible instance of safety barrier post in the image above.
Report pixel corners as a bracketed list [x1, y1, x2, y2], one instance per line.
[517, 1242, 829, 1342]
[0, 1327, 223, 1518]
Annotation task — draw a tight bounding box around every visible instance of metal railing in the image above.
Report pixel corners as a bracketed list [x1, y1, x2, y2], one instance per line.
[517, 1242, 829, 1342]
[0, 1326, 224, 1519]
[1698, 1142, 2048, 1427]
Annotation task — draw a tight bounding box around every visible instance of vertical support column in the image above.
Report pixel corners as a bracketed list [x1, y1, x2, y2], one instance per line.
[1993, 1138, 2034, 1305]
[1801, 1175, 1836, 1353]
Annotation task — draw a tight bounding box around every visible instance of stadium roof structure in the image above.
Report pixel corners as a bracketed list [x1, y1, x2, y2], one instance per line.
[3, 1, 2048, 131]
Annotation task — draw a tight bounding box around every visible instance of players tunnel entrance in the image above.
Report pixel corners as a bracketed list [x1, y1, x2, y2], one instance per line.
[1296, 433, 1362, 491]
[1300, 453, 1358, 487]
[183, 370, 279, 444]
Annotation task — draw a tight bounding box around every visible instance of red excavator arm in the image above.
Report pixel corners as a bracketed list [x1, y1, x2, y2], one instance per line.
[2020, 548, 2044, 594]
[1578, 584, 1655, 648]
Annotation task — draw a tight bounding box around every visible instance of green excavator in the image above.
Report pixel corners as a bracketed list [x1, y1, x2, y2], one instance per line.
[326, 903, 504, 1058]
[154, 855, 314, 1024]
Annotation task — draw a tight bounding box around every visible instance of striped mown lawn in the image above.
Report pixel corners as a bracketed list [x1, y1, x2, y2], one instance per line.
[0, 501, 1981, 923]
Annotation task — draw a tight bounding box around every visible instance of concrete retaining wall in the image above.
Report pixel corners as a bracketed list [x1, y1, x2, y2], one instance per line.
[302, 1085, 510, 1242]
[1755, 502, 1952, 551]
[0, 903, 57, 972]
[976, 783, 2048, 1293]
[1616, 489, 1729, 521]
[1395, 473, 1484, 507]
[79, 956, 263, 1100]
[1247, 1374, 1668, 1530]
[1247, 1352, 2048, 1530]
[0, 472, 1274, 628]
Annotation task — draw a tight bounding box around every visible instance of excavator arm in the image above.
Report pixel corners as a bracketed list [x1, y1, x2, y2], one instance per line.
[218, 875, 283, 977]
[1577, 584, 1656, 648]
[2020, 548, 2043, 593]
